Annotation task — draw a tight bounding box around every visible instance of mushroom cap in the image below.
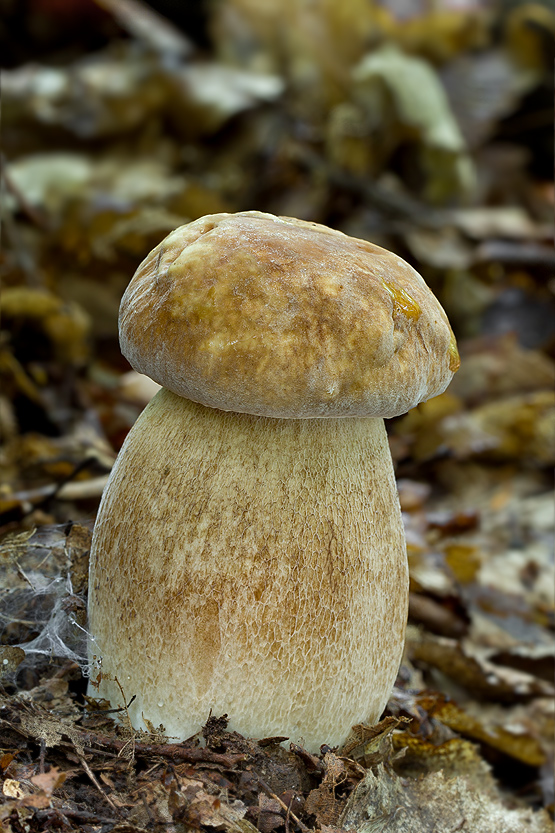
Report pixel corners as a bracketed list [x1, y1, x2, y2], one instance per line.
[120, 211, 459, 418]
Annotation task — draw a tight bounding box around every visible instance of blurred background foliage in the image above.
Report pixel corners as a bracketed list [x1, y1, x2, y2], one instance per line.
[1, 0, 554, 522]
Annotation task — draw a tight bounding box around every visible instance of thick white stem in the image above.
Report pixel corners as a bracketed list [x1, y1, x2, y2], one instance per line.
[88, 388, 408, 751]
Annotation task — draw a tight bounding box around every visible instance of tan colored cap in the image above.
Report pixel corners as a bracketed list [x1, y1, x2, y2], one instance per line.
[119, 211, 459, 418]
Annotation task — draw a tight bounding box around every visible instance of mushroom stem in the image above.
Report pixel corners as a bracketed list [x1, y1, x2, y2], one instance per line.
[89, 388, 408, 752]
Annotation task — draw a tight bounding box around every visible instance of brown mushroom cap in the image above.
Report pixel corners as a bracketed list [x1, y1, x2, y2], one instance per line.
[120, 211, 459, 418]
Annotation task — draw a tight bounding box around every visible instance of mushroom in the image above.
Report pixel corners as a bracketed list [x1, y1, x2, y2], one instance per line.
[88, 211, 459, 752]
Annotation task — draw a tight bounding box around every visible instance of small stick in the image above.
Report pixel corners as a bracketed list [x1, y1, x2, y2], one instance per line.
[256, 775, 310, 833]
[0, 152, 51, 230]
[76, 752, 122, 816]
[39, 738, 46, 774]
[113, 677, 136, 762]
[80, 732, 246, 767]
[39, 808, 118, 825]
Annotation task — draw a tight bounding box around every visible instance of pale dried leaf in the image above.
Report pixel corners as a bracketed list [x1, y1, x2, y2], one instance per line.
[340, 764, 552, 833]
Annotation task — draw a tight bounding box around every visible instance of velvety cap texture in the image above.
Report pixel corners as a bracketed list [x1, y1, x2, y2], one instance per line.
[119, 211, 459, 418]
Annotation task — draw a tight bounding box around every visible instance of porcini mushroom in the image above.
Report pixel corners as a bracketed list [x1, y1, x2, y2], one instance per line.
[88, 211, 459, 752]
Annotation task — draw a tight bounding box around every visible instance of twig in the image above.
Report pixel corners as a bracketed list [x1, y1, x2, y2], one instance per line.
[256, 775, 310, 833]
[78, 745, 122, 759]
[1, 699, 244, 768]
[79, 731, 247, 767]
[93, 0, 193, 57]
[113, 677, 136, 761]
[76, 751, 122, 817]
[39, 738, 46, 774]
[290, 741, 324, 773]
[0, 152, 51, 230]
[291, 145, 447, 228]
[37, 808, 118, 825]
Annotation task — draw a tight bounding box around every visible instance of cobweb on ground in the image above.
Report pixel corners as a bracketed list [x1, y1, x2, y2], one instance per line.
[0, 522, 93, 686]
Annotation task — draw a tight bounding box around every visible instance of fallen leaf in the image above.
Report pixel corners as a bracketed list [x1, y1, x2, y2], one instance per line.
[340, 763, 552, 833]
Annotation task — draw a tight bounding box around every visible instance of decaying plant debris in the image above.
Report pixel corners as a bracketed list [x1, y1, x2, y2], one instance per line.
[1, 0, 554, 830]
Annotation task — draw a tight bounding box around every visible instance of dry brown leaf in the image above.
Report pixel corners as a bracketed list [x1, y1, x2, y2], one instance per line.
[16, 701, 86, 758]
[169, 63, 284, 137]
[256, 794, 284, 833]
[392, 734, 492, 782]
[304, 749, 363, 827]
[2, 287, 90, 366]
[339, 764, 552, 833]
[2, 779, 25, 800]
[408, 632, 555, 702]
[441, 391, 555, 464]
[352, 43, 475, 202]
[0, 646, 26, 679]
[450, 340, 527, 412]
[433, 700, 546, 767]
[340, 717, 410, 766]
